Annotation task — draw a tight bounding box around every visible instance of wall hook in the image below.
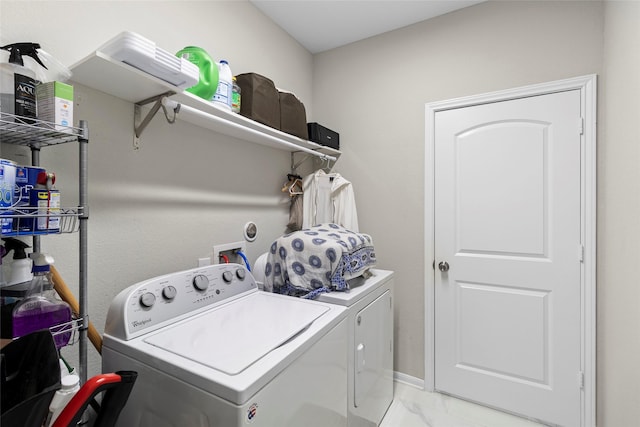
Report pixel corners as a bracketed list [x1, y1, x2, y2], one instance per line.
[162, 101, 180, 124]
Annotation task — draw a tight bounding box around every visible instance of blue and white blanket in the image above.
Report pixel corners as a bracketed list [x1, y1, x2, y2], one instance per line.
[263, 224, 377, 299]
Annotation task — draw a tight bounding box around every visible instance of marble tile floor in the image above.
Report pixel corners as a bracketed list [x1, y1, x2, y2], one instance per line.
[380, 381, 548, 427]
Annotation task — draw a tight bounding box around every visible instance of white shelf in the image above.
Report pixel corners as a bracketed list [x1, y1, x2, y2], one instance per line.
[70, 51, 340, 158]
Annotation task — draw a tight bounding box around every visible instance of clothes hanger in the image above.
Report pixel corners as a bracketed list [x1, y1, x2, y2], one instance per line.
[289, 178, 303, 196]
[321, 157, 334, 173]
[282, 174, 303, 196]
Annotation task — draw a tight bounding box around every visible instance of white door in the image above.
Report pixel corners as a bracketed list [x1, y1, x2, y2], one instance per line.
[434, 90, 582, 426]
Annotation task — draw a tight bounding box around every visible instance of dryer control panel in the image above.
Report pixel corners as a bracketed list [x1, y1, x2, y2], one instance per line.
[104, 263, 257, 340]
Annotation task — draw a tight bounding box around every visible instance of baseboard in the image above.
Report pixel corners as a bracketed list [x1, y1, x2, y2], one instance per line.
[393, 371, 424, 389]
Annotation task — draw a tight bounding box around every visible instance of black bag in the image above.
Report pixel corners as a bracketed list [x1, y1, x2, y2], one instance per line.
[1, 330, 61, 427]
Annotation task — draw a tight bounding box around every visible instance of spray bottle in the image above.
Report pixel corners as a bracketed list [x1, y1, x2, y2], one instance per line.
[12, 253, 72, 349]
[0, 42, 48, 121]
[1, 237, 33, 286]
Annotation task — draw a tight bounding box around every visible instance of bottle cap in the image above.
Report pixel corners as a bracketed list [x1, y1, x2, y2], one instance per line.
[31, 252, 54, 273]
[2, 238, 30, 260]
[36, 171, 56, 187]
[61, 374, 79, 389]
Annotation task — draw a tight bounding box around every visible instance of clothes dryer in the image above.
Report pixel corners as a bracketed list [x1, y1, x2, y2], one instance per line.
[315, 269, 394, 427]
[253, 262, 394, 427]
[102, 263, 348, 427]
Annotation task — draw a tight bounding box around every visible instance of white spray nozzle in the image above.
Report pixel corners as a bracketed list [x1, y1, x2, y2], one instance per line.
[31, 252, 55, 271]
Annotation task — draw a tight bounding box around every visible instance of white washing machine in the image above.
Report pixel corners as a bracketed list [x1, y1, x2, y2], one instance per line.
[315, 270, 394, 427]
[102, 263, 348, 427]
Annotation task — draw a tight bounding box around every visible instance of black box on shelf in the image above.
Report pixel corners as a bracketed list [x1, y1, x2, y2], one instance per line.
[307, 122, 339, 150]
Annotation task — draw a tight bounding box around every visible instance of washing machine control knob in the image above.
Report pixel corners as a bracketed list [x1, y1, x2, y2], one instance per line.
[139, 292, 156, 308]
[235, 268, 246, 280]
[162, 285, 177, 300]
[193, 274, 209, 291]
[222, 271, 234, 283]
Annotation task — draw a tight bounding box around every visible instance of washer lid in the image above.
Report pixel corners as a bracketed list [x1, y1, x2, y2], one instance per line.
[144, 292, 328, 375]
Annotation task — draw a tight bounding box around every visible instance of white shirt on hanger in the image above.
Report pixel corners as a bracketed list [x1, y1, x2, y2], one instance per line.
[302, 169, 359, 231]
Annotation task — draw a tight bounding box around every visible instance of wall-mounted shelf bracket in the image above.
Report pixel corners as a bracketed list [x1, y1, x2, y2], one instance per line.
[291, 151, 313, 172]
[133, 90, 175, 148]
[317, 155, 335, 172]
[291, 151, 334, 173]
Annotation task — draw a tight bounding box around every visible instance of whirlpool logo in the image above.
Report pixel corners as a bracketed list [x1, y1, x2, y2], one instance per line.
[132, 318, 152, 328]
[246, 403, 258, 423]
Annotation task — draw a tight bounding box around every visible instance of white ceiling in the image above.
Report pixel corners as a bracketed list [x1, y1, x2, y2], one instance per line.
[250, 0, 485, 54]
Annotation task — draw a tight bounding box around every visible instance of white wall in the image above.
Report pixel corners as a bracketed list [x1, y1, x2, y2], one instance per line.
[313, 0, 640, 425]
[599, 2, 640, 426]
[1, 0, 315, 376]
[312, 0, 604, 383]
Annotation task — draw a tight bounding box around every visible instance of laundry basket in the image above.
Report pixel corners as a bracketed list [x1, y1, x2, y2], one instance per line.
[1, 329, 61, 427]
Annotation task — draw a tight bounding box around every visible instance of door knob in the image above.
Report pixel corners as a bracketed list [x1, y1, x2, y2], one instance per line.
[438, 261, 450, 272]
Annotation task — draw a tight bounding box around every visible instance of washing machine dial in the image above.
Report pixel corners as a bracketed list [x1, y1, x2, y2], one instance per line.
[235, 268, 246, 281]
[222, 271, 234, 284]
[162, 285, 177, 300]
[139, 292, 156, 308]
[193, 274, 209, 291]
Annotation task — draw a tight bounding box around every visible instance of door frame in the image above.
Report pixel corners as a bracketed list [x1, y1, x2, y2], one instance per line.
[424, 75, 596, 426]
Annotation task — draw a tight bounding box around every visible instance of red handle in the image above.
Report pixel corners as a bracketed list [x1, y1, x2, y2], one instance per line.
[51, 373, 121, 427]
